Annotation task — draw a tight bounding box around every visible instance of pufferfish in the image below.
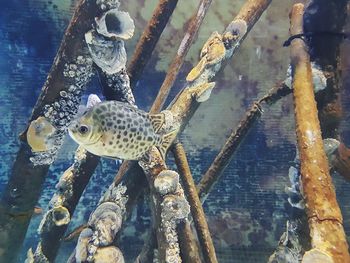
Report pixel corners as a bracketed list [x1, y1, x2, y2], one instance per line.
[68, 101, 178, 160]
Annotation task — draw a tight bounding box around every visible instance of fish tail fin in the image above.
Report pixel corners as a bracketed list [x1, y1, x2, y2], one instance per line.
[158, 128, 179, 160]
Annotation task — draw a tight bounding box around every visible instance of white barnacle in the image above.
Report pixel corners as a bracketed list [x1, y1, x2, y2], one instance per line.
[154, 170, 179, 195]
[161, 195, 190, 222]
[95, 9, 134, 40]
[52, 206, 70, 226]
[85, 29, 127, 74]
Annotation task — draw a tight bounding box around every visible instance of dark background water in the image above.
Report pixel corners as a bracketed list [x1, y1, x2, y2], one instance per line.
[0, 0, 350, 262]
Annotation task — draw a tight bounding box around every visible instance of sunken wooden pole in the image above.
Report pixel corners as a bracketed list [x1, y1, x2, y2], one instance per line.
[197, 82, 292, 201]
[177, 221, 201, 263]
[290, 4, 350, 263]
[0, 0, 105, 261]
[127, 0, 179, 88]
[172, 142, 217, 263]
[150, 0, 213, 113]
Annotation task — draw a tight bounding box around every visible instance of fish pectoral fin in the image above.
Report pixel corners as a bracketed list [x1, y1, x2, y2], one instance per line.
[149, 113, 165, 133]
[157, 128, 179, 160]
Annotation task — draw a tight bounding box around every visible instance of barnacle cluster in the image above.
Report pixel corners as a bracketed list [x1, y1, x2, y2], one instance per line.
[154, 170, 179, 195]
[29, 55, 93, 165]
[186, 19, 247, 87]
[99, 68, 135, 105]
[25, 244, 49, 263]
[75, 183, 128, 262]
[153, 170, 190, 263]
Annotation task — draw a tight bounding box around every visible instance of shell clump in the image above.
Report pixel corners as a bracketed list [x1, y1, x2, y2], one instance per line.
[154, 170, 179, 195]
[94, 246, 125, 263]
[85, 30, 127, 74]
[27, 116, 56, 152]
[95, 9, 135, 40]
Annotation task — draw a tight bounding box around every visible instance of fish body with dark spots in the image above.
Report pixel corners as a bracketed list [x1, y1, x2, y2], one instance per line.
[68, 101, 177, 160]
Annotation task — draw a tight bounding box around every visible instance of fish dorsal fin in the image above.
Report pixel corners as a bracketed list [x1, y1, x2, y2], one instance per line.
[158, 128, 179, 160]
[149, 113, 165, 133]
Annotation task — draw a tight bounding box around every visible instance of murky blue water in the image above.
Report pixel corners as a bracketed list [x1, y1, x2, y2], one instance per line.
[0, 0, 350, 262]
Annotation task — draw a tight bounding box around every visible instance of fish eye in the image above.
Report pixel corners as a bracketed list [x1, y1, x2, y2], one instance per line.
[78, 125, 89, 135]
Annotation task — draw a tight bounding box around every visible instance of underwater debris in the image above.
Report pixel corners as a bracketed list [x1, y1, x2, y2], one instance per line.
[27, 116, 56, 152]
[85, 30, 127, 74]
[289, 4, 350, 262]
[95, 9, 134, 40]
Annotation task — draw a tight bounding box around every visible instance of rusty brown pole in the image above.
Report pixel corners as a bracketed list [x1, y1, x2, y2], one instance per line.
[172, 142, 217, 263]
[150, 0, 213, 113]
[127, 0, 179, 88]
[290, 4, 350, 263]
[196, 82, 292, 201]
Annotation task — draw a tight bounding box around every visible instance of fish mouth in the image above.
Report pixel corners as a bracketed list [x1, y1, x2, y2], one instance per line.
[81, 133, 104, 146]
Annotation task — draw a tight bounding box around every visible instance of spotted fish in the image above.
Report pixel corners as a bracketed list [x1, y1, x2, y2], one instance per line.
[68, 101, 177, 160]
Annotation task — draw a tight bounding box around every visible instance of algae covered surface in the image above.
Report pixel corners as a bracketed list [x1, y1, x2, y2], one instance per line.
[0, 0, 350, 262]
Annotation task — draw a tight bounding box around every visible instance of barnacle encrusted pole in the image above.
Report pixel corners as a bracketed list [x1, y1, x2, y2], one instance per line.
[177, 221, 201, 263]
[150, 0, 213, 113]
[172, 142, 217, 263]
[26, 1, 136, 261]
[127, 0, 179, 88]
[196, 82, 292, 201]
[290, 4, 350, 262]
[139, 149, 190, 262]
[0, 0, 106, 261]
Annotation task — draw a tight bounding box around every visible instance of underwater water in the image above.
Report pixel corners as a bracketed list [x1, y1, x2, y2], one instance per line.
[0, 0, 350, 262]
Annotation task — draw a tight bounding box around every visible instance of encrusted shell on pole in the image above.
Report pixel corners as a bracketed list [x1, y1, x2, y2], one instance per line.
[27, 116, 56, 152]
[76, 228, 93, 263]
[95, 9, 135, 40]
[85, 30, 127, 74]
[94, 246, 125, 263]
[88, 202, 123, 246]
[154, 170, 179, 195]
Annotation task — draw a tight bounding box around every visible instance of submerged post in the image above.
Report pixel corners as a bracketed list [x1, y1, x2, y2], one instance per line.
[290, 4, 350, 263]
